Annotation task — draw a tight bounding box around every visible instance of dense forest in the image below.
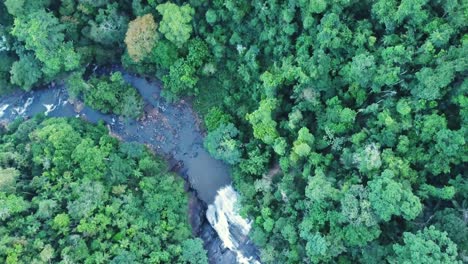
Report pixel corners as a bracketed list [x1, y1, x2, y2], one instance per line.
[0, 117, 207, 263]
[0, 0, 467, 263]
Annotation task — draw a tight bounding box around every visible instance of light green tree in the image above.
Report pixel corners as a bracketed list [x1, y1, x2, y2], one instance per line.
[204, 123, 242, 165]
[292, 127, 315, 160]
[11, 10, 80, 78]
[156, 3, 194, 47]
[390, 226, 461, 264]
[246, 99, 279, 145]
[181, 238, 208, 264]
[9, 54, 42, 90]
[368, 170, 422, 221]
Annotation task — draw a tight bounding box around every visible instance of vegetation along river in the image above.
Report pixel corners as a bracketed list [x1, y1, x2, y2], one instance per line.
[0, 71, 259, 264]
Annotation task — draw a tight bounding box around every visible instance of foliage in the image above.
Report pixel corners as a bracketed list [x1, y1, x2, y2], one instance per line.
[161, 38, 209, 100]
[88, 3, 129, 46]
[1, 0, 466, 262]
[204, 107, 232, 132]
[188, 0, 467, 263]
[79, 71, 144, 118]
[66, 71, 88, 100]
[9, 54, 42, 91]
[125, 14, 158, 62]
[11, 9, 80, 79]
[246, 99, 279, 145]
[0, 117, 207, 263]
[204, 123, 242, 165]
[156, 2, 194, 48]
[150, 39, 179, 70]
[368, 170, 422, 221]
[162, 58, 198, 101]
[181, 238, 209, 264]
[390, 226, 461, 264]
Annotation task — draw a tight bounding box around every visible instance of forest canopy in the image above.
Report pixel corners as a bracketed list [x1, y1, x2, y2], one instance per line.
[0, 0, 466, 263]
[0, 117, 207, 263]
[191, 0, 467, 263]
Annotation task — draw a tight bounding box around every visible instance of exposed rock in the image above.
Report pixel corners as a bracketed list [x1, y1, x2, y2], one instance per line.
[200, 222, 238, 264]
[72, 100, 84, 113]
[185, 181, 240, 263]
[188, 192, 206, 236]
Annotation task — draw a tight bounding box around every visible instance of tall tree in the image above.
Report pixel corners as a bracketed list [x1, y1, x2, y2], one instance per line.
[156, 2, 194, 47]
[11, 9, 80, 78]
[125, 14, 158, 62]
[390, 226, 461, 264]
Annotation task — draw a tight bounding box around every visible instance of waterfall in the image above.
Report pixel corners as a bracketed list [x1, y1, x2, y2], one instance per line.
[206, 185, 260, 264]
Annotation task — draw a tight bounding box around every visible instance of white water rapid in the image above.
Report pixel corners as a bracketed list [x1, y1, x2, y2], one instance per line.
[13, 97, 34, 116]
[0, 104, 9, 118]
[43, 103, 57, 116]
[207, 185, 260, 264]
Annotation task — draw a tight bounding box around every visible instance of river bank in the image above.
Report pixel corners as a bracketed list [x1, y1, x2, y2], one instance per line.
[0, 71, 259, 264]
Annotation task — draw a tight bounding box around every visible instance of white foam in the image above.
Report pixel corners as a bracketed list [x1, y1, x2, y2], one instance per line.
[13, 97, 34, 116]
[0, 104, 9, 118]
[43, 104, 57, 116]
[207, 185, 260, 264]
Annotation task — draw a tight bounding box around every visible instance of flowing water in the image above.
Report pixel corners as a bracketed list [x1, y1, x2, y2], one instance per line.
[207, 186, 261, 264]
[0, 72, 259, 263]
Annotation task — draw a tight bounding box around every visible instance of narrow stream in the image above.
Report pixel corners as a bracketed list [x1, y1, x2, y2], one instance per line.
[0, 72, 259, 264]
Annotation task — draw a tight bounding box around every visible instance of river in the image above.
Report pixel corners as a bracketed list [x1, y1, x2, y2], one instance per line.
[0, 72, 260, 264]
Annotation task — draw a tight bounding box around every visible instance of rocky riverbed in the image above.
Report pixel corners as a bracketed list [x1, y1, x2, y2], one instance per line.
[0, 71, 259, 264]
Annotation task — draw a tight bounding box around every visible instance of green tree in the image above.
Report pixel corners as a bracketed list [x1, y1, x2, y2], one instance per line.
[368, 170, 422, 221]
[0, 118, 204, 263]
[432, 208, 468, 252]
[0, 168, 19, 193]
[72, 138, 108, 180]
[291, 127, 315, 161]
[156, 3, 194, 47]
[246, 99, 279, 145]
[390, 226, 461, 264]
[35, 199, 58, 219]
[413, 65, 455, 100]
[162, 58, 198, 100]
[52, 213, 70, 234]
[66, 71, 88, 100]
[9, 54, 42, 90]
[428, 129, 465, 175]
[239, 147, 270, 176]
[4, 0, 50, 16]
[85, 72, 143, 118]
[341, 52, 376, 89]
[181, 238, 208, 264]
[88, 3, 129, 46]
[11, 10, 80, 78]
[353, 143, 382, 174]
[161, 39, 209, 100]
[0, 192, 29, 221]
[150, 40, 179, 70]
[273, 137, 287, 156]
[204, 123, 242, 165]
[204, 107, 232, 132]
